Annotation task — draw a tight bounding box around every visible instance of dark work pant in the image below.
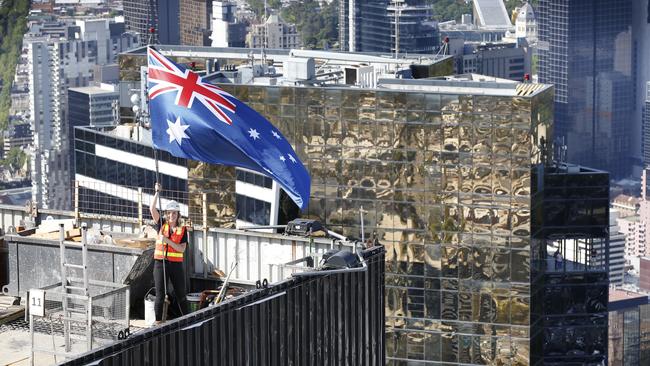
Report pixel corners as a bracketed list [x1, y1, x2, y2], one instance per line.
[154, 260, 187, 320]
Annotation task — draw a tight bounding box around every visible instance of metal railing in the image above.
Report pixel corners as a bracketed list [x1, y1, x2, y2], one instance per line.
[0, 182, 351, 285]
[72, 180, 200, 227]
[61, 246, 386, 366]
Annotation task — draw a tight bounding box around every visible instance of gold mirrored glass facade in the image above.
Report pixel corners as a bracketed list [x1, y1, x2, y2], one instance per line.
[216, 84, 552, 365]
[119, 52, 554, 364]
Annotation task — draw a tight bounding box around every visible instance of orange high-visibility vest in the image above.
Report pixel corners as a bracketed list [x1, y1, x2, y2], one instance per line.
[154, 223, 186, 262]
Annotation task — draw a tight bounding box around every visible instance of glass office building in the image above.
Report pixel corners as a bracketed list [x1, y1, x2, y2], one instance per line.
[123, 0, 180, 45]
[538, 0, 634, 178]
[530, 164, 610, 365]
[608, 290, 650, 366]
[73, 127, 188, 218]
[117, 47, 614, 364]
[222, 81, 552, 365]
[339, 0, 438, 53]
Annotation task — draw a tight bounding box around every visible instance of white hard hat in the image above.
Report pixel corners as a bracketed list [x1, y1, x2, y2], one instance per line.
[164, 200, 180, 212]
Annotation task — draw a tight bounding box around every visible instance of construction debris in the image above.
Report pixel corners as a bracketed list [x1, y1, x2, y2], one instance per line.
[34, 218, 75, 234]
[0, 296, 23, 327]
[14, 220, 159, 249]
[114, 238, 155, 249]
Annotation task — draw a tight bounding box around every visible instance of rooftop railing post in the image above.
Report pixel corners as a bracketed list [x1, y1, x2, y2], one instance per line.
[137, 187, 143, 229]
[202, 192, 208, 278]
[74, 181, 80, 222]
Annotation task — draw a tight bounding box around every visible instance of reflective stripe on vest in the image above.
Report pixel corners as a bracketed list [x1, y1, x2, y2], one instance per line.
[154, 223, 186, 262]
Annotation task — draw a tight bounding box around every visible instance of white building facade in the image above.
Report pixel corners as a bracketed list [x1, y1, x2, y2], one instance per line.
[247, 14, 302, 49]
[514, 3, 537, 44]
[27, 36, 97, 209]
[26, 18, 139, 210]
[618, 215, 648, 258]
[610, 209, 627, 285]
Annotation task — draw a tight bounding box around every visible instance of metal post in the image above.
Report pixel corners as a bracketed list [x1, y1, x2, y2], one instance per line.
[58, 223, 71, 352]
[86, 297, 93, 351]
[125, 287, 130, 331]
[81, 224, 89, 295]
[29, 313, 34, 366]
[360, 206, 365, 243]
[137, 187, 143, 228]
[74, 181, 80, 221]
[202, 192, 208, 278]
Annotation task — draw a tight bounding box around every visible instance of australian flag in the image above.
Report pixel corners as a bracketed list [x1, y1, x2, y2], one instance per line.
[146, 47, 310, 209]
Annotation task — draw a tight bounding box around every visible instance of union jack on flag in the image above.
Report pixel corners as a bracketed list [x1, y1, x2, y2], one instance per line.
[147, 48, 236, 125]
[146, 47, 311, 209]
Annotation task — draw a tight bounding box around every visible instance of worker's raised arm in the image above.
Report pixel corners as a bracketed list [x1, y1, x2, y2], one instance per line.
[150, 183, 161, 224]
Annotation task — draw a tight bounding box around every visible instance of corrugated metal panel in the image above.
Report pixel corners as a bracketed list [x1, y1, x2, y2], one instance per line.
[62, 246, 385, 366]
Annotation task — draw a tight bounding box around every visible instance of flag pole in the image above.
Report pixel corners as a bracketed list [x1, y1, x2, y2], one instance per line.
[145, 37, 171, 321]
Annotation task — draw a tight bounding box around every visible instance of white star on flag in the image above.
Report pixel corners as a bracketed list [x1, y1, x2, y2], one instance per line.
[280, 156, 286, 162]
[166, 117, 190, 145]
[288, 154, 297, 163]
[248, 128, 260, 140]
[271, 130, 281, 139]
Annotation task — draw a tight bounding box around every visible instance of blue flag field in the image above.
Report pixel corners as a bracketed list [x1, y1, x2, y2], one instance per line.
[147, 47, 310, 209]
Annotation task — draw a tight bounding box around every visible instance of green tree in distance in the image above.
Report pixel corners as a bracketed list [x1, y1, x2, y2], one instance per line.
[0, 0, 29, 132]
[430, 0, 471, 22]
[3, 146, 28, 173]
[282, 0, 338, 49]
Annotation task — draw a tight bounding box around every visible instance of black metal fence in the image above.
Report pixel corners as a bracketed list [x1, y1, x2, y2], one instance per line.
[63, 246, 385, 366]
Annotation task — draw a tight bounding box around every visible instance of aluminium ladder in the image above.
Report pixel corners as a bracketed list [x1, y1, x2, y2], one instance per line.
[59, 222, 92, 353]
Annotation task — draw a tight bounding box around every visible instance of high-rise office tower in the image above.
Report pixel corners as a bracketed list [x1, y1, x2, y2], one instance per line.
[123, 0, 180, 45]
[538, 0, 634, 178]
[608, 289, 650, 365]
[641, 81, 650, 168]
[75, 19, 140, 65]
[180, 0, 212, 46]
[27, 35, 97, 210]
[608, 210, 626, 286]
[26, 18, 137, 211]
[633, 1, 650, 170]
[339, 0, 438, 54]
[210, 1, 247, 48]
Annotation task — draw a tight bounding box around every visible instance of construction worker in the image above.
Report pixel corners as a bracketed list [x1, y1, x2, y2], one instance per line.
[150, 183, 188, 322]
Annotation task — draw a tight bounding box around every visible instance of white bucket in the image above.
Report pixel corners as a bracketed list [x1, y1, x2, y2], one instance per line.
[144, 288, 156, 326]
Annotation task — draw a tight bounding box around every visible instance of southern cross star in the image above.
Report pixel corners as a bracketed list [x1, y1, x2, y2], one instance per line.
[271, 130, 281, 139]
[248, 128, 260, 140]
[166, 117, 190, 145]
[280, 156, 286, 162]
[288, 154, 296, 163]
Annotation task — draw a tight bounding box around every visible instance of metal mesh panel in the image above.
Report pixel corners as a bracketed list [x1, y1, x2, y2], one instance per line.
[30, 279, 130, 360]
[74, 180, 204, 228]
